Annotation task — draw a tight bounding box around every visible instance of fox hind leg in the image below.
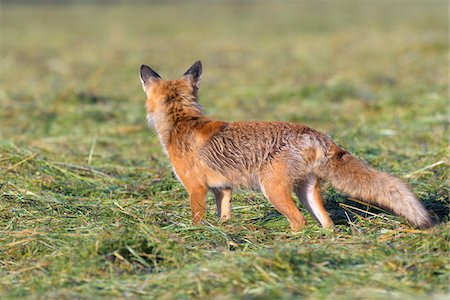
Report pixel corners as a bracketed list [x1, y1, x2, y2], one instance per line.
[260, 170, 306, 231]
[212, 187, 232, 222]
[294, 175, 333, 229]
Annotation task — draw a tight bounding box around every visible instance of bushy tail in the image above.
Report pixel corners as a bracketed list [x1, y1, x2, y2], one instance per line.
[319, 148, 432, 228]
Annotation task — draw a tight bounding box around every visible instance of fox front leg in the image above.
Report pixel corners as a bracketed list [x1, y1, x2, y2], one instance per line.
[212, 187, 232, 222]
[187, 185, 208, 224]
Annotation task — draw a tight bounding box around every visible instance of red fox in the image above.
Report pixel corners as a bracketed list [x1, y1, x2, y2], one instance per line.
[139, 61, 432, 231]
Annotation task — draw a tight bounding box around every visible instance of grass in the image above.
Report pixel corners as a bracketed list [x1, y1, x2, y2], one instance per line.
[0, 1, 449, 299]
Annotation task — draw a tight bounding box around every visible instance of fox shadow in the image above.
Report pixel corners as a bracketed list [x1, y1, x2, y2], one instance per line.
[260, 190, 448, 228]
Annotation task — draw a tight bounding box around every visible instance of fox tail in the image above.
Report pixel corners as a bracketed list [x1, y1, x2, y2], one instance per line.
[318, 147, 432, 228]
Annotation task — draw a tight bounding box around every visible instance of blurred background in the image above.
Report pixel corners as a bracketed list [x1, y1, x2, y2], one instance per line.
[1, 0, 447, 169]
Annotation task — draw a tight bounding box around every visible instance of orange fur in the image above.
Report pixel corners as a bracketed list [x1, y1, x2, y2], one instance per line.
[139, 62, 432, 231]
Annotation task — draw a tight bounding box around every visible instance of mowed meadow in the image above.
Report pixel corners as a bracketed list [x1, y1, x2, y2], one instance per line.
[0, 1, 448, 299]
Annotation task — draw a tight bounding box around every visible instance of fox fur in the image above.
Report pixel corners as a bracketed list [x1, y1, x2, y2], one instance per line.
[139, 61, 432, 231]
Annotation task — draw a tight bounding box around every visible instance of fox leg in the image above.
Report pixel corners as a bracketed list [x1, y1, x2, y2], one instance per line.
[260, 169, 306, 231]
[294, 175, 333, 229]
[186, 185, 208, 225]
[212, 188, 233, 222]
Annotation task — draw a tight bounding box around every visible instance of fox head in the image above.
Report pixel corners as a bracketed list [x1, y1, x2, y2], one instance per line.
[139, 61, 202, 124]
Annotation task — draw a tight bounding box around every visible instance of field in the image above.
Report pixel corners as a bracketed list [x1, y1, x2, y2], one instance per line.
[0, 1, 448, 299]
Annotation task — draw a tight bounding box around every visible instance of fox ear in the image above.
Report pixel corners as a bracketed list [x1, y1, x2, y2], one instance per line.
[140, 64, 161, 92]
[183, 61, 202, 88]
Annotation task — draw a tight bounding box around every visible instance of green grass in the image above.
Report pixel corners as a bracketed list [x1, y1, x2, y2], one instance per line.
[1, 1, 448, 299]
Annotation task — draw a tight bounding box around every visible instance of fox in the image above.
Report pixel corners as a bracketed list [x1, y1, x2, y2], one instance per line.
[139, 61, 432, 231]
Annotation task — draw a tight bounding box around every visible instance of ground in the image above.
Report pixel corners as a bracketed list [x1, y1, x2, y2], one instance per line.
[0, 1, 448, 299]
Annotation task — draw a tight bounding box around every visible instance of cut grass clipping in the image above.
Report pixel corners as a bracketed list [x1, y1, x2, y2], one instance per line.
[1, 1, 449, 299]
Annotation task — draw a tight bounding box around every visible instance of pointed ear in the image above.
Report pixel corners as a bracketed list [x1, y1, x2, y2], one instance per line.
[139, 64, 161, 92]
[183, 61, 202, 88]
